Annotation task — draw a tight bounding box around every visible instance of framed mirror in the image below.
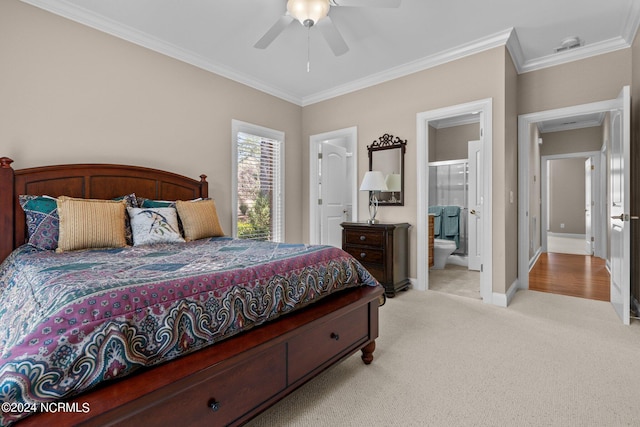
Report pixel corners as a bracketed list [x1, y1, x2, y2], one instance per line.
[367, 133, 406, 206]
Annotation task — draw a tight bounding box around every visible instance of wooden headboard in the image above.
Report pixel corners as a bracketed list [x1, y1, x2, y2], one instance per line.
[0, 157, 208, 262]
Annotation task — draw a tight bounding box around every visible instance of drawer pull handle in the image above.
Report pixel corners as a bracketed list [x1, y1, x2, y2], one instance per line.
[360, 252, 366, 259]
[330, 332, 340, 341]
[359, 235, 366, 241]
[209, 399, 221, 412]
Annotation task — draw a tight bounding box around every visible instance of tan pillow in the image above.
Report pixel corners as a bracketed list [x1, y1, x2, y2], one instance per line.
[176, 199, 225, 241]
[56, 196, 127, 252]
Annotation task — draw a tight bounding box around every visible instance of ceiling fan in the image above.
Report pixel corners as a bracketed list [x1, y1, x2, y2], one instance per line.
[254, 0, 402, 56]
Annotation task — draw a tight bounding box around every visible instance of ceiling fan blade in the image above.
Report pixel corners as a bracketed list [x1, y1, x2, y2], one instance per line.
[317, 17, 349, 56]
[330, 0, 401, 7]
[254, 15, 295, 49]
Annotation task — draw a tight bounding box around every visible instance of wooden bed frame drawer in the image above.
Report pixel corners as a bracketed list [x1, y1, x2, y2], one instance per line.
[288, 304, 369, 384]
[344, 229, 384, 247]
[90, 344, 287, 427]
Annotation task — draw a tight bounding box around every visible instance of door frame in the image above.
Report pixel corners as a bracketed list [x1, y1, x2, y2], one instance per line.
[416, 98, 493, 303]
[309, 127, 358, 244]
[540, 151, 602, 255]
[518, 99, 618, 290]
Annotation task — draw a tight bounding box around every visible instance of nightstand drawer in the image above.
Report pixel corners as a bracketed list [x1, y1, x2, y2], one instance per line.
[344, 229, 384, 247]
[344, 246, 384, 264]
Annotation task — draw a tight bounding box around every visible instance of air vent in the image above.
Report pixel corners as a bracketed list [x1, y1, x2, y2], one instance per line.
[554, 36, 584, 53]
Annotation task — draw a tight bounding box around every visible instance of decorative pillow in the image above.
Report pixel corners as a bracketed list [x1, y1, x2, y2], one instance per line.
[56, 196, 127, 252]
[127, 207, 185, 246]
[18, 195, 59, 250]
[176, 199, 225, 241]
[138, 198, 175, 208]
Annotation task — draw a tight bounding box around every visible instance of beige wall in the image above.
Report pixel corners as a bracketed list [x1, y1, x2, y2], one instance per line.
[504, 52, 519, 291]
[518, 49, 632, 114]
[548, 158, 587, 234]
[528, 125, 542, 259]
[0, 0, 304, 242]
[540, 126, 603, 156]
[432, 123, 480, 162]
[302, 47, 509, 288]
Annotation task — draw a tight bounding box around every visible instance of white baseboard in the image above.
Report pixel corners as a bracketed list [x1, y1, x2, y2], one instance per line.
[492, 279, 520, 307]
[547, 232, 586, 239]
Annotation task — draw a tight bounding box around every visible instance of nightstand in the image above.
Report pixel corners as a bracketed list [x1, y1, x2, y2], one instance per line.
[341, 222, 410, 297]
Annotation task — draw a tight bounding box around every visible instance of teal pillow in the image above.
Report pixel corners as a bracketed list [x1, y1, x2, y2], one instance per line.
[19, 195, 59, 250]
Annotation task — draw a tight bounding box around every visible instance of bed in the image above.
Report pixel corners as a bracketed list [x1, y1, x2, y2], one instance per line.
[0, 157, 384, 426]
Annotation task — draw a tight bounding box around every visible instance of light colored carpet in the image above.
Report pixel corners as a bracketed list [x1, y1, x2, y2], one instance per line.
[428, 264, 481, 300]
[246, 289, 640, 427]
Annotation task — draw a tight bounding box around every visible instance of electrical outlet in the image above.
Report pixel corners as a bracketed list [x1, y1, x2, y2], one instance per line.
[560, 223, 565, 229]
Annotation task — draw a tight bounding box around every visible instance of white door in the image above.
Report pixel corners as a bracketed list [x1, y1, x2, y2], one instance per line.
[585, 158, 593, 255]
[467, 140, 482, 271]
[609, 86, 631, 325]
[321, 142, 348, 248]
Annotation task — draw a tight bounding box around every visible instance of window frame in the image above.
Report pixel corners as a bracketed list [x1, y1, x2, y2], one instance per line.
[231, 119, 285, 242]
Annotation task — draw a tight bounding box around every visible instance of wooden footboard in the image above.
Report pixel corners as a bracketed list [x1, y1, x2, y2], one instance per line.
[18, 285, 383, 426]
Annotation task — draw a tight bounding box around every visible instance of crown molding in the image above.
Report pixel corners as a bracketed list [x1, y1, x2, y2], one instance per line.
[537, 112, 605, 134]
[21, 0, 304, 105]
[301, 28, 514, 106]
[20, 0, 640, 106]
[518, 36, 631, 74]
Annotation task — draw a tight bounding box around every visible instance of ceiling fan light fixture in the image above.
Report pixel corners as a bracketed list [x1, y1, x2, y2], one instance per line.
[287, 0, 330, 27]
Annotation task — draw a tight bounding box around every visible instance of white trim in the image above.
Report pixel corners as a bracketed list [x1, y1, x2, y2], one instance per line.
[303, 29, 512, 106]
[537, 113, 605, 133]
[24, 1, 640, 106]
[231, 119, 285, 242]
[529, 246, 543, 271]
[493, 279, 520, 308]
[416, 98, 493, 304]
[518, 37, 631, 74]
[309, 127, 358, 244]
[547, 232, 587, 239]
[518, 99, 620, 291]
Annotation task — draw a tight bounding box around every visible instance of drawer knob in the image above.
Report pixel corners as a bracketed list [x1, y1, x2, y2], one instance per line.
[360, 252, 366, 259]
[209, 399, 221, 412]
[359, 235, 366, 241]
[330, 332, 340, 341]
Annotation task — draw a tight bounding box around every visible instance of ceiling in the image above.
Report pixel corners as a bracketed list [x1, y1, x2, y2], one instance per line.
[23, 0, 640, 106]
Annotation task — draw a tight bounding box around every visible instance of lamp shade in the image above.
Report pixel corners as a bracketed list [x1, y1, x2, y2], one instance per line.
[360, 171, 388, 192]
[385, 173, 401, 192]
[287, 0, 330, 26]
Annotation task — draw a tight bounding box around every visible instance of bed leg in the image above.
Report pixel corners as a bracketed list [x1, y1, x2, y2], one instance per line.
[360, 340, 376, 365]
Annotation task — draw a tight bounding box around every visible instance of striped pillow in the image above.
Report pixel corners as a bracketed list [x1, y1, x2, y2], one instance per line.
[176, 199, 224, 241]
[56, 196, 127, 252]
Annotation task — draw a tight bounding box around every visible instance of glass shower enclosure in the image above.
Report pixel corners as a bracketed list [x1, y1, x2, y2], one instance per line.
[428, 159, 469, 255]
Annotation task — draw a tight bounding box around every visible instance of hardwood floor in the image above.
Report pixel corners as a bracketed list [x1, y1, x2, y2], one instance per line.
[529, 252, 610, 301]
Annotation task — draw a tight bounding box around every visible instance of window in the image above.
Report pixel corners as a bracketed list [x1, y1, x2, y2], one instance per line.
[232, 120, 284, 242]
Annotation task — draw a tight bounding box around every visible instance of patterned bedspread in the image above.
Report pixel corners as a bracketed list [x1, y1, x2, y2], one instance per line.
[0, 237, 378, 425]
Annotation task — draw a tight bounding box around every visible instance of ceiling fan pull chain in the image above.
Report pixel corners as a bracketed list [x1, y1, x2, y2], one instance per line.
[307, 26, 311, 72]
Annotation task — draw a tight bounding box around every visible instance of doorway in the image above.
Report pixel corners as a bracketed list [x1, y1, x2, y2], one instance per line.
[309, 127, 358, 246]
[416, 98, 493, 304]
[541, 151, 603, 257]
[518, 87, 632, 324]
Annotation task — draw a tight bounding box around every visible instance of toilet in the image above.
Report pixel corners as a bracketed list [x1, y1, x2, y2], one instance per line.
[432, 238, 457, 269]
